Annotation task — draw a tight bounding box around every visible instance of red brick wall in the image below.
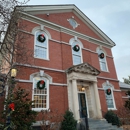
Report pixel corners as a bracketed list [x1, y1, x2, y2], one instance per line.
[13, 11, 123, 118]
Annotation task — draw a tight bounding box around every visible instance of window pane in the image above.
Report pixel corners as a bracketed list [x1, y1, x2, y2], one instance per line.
[34, 95, 47, 108]
[33, 78, 48, 109]
[36, 41, 47, 48]
[35, 46, 47, 59]
[100, 62, 107, 71]
[104, 87, 114, 109]
[73, 55, 81, 65]
[106, 99, 114, 108]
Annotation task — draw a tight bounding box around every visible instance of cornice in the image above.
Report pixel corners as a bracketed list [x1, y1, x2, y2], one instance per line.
[19, 5, 115, 46]
[21, 11, 114, 48]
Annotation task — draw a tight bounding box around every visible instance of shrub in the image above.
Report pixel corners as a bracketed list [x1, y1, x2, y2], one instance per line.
[61, 110, 77, 130]
[104, 110, 121, 127]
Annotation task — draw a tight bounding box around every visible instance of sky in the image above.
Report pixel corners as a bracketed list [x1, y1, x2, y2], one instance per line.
[26, 0, 130, 82]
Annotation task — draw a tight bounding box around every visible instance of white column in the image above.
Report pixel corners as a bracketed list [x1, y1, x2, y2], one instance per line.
[71, 79, 80, 120]
[93, 82, 102, 119]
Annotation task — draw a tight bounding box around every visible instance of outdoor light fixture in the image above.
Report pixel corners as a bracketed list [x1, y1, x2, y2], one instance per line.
[80, 81, 85, 91]
[81, 86, 85, 91]
[11, 68, 17, 78]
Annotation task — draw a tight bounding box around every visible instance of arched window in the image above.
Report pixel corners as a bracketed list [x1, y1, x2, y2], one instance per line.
[34, 31, 49, 60]
[30, 70, 52, 111]
[97, 47, 108, 71]
[103, 81, 116, 109]
[70, 37, 83, 65]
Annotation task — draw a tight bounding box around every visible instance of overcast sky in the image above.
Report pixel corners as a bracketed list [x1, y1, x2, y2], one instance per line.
[26, 0, 130, 82]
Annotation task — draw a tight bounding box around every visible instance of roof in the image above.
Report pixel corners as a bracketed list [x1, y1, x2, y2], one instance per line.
[17, 4, 116, 47]
[119, 82, 130, 89]
[65, 62, 100, 75]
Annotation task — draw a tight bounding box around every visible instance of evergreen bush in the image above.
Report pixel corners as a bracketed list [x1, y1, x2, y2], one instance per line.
[61, 110, 77, 130]
[104, 110, 121, 127]
[2, 87, 37, 130]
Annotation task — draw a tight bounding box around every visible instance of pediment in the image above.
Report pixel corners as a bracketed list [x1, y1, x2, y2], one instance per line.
[20, 5, 115, 46]
[66, 62, 100, 76]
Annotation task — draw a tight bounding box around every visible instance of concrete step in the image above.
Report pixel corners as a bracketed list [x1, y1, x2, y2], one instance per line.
[88, 118, 123, 130]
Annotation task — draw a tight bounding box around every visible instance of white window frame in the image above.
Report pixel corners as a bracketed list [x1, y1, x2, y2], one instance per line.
[32, 77, 49, 111]
[34, 31, 49, 60]
[69, 37, 83, 65]
[103, 82, 116, 110]
[97, 48, 108, 72]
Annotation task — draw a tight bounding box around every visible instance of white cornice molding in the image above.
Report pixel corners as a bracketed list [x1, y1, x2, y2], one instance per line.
[21, 12, 114, 48]
[98, 88, 121, 92]
[16, 79, 67, 86]
[19, 5, 115, 46]
[97, 76, 119, 82]
[15, 63, 64, 73]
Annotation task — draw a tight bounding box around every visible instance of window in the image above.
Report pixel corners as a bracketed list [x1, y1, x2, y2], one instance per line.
[34, 31, 48, 59]
[97, 49, 108, 72]
[103, 82, 116, 110]
[68, 18, 79, 29]
[72, 40, 82, 65]
[32, 77, 49, 111]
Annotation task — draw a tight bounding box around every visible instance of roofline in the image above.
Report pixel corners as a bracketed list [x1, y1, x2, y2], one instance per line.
[16, 4, 115, 46]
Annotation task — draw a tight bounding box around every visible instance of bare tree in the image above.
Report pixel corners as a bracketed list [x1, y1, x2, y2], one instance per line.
[0, 0, 31, 78]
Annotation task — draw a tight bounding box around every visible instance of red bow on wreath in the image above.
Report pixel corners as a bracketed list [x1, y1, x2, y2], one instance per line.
[41, 34, 44, 37]
[9, 103, 15, 111]
[107, 89, 111, 92]
[40, 80, 44, 84]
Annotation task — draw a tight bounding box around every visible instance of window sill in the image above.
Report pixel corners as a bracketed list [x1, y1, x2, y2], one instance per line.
[32, 108, 49, 112]
[101, 70, 109, 73]
[108, 108, 117, 111]
[34, 56, 50, 61]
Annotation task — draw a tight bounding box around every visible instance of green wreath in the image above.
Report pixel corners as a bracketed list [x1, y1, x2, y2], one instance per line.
[37, 80, 45, 89]
[73, 45, 80, 52]
[106, 89, 111, 95]
[37, 34, 46, 43]
[99, 53, 104, 59]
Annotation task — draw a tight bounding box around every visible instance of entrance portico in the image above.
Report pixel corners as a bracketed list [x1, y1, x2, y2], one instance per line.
[66, 62, 102, 121]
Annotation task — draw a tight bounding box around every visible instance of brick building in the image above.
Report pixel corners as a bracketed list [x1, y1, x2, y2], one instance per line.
[2, 4, 127, 126]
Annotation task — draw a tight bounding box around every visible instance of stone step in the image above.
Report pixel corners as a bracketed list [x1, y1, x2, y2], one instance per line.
[87, 118, 123, 130]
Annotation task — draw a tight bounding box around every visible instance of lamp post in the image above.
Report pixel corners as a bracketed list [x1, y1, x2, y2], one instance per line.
[6, 68, 17, 130]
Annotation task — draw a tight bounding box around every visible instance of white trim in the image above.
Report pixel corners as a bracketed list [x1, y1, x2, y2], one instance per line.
[97, 76, 119, 81]
[16, 79, 67, 86]
[102, 82, 116, 110]
[15, 63, 65, 72]
[20, 5, 115, 46]
[98, 88, 121, 92]
[122, 96, 129, 99]
[70, 38, 83, 65]
[15, 63, 119, 82]
[113, 89, 121, 92]
[97, 47, 109, 72]
[16, 79, 32, 83]
[69, 37, 84, 48]
[32, 26, 51, 39]
[21, 13, 114, 48]
[32, 77, 49, 111]
[34, 30, 49, 60]
[50, 83, 67, 86]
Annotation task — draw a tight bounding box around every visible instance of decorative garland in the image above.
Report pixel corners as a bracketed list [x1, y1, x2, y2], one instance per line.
[99, 53, 104, 59]
[73, 45, 80, 52]
[9, 103, 15, 111]
[37, 34, 46, 43]
[106, 89, 111, 95]
[37, 80, 45, 89]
